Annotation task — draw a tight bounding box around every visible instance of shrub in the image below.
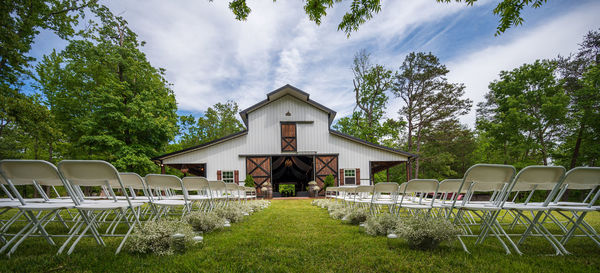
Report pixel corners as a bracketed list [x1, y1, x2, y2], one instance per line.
[214, 204, 246, 223]
[323, 175, 335, 190]
[395, 216, 463, 250]
[343, 208, 369, 225]
[185, 212, 226, 233]
[364, 213, 400, 236]
[244, 175, 255, 188]
[329, 205, 351, 220]
[126, 220, 195, 255]
[279, 184, 295, 197]
[247, 200, 269, 212]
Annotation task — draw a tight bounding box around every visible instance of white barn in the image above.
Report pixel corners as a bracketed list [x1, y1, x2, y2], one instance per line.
[153, 85, 415, 195]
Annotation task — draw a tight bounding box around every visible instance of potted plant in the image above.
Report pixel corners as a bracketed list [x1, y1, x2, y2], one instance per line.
[395, 216, 463, 250]
[307, 181, 318, 197]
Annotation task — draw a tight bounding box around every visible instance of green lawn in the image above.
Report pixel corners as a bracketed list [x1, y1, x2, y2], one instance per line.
[1, 200, 599, 272]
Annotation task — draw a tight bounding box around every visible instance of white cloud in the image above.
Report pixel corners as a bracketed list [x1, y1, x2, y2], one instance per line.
[446, 1, 600, 127]
[101, 0, 472, 117]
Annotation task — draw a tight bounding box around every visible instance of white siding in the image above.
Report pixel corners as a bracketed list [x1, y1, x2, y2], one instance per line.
[161, 91, 408, 184]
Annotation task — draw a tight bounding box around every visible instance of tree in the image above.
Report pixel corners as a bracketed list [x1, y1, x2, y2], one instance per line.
[35, 5, 178, 175]
[477, 60, 568, 166]
[554, 29, 600, 168]
[333, 49, 401, 144]
[178, 100, 245, 148]
[392, 52, 472, 178]
[0, 0, 98, 160]
[220, 0, 550, 36]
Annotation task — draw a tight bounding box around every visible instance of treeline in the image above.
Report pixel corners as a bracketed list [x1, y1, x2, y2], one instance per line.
[336, 30, 600, 182]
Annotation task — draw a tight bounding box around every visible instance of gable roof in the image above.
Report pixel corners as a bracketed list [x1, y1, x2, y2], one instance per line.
[152, 130, 248, 161]
[239, 84, 337, 126]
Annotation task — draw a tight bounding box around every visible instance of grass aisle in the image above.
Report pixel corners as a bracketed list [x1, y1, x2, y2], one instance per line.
[1, 200, 599, 272]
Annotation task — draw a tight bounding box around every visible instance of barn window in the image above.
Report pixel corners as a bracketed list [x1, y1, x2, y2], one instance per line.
[281, 122, 297, 152]
[222, 171, 234, 183]
[344, 169, 356, 185]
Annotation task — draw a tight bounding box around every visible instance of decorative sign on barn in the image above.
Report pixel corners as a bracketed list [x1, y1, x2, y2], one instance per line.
[153, 84, 416, 194]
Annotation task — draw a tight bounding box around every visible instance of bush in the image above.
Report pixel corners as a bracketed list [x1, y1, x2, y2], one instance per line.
[343, 208, 369, 225]
[244, 175, 255, 188]
[279, 184, 295, 197]
[214, 204, 246, 223]
[185, 212, 226, 233]
[364, 213, 400, 236]
[247, 200, 270, 212]
[323, 175, 335, 190]
[329, 205, 351, 220]
[395, 216, 463, 250]
[126, 220, 195, 256]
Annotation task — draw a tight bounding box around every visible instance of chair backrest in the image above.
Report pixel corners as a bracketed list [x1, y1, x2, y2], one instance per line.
[373, 182, 399, 193]
[58, 160, 121, 187]
[58, 160, 129, 204]
[355, 185, 373, 193]
[403, 179, 439, 194]
[208, 180, 227, 198]
[438, 179, 467, 193]
[504, 166, 565, 206]
[182, 176, 209, 191]
[0, 160, 70, 204]
[1, 160, 64, 186]
[119, 172, 146, 189]
[562, 167, 600, 190]
[144, 174, 184, 190]
[463, 164, 515, 193]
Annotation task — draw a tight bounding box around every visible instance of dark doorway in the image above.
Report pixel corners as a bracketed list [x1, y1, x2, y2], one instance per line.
[271, 156, 314, 194]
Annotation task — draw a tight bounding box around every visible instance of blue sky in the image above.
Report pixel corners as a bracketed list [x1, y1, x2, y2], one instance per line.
[29, 0, 600, 127]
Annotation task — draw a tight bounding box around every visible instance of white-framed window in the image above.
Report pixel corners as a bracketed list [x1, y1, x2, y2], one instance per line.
[344, 169, 356, 185]
[222, 171, 234, 183]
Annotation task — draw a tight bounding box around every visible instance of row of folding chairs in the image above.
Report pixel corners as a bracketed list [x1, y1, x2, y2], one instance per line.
[0, 159, 256, 257]
[325, 164, 600, 255]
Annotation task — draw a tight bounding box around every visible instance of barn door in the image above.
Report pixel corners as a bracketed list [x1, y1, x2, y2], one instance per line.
[314, 155, 338, 189]
[246, 156, 271, 191]
[281, 122, 297, 152]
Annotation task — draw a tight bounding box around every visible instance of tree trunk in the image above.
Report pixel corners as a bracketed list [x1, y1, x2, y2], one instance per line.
[570, 123, 584, 169]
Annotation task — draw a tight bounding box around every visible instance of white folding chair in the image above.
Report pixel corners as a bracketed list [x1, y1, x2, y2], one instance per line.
[182, 176, 211, 211]
[447, 164, 517, 254]
[145, 174, 190, 219]
[500, 166, 567, 255]
[57, 160, 142, 255]
[397, 179, 439, 216]
[0, 160, 76, 256]
[369, 182, 399, 215]
[546, 167, 600, 251]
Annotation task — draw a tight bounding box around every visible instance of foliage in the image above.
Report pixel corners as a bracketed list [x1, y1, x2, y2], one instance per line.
[0, 0, 98, 162]
[333, 49, 404, 145]
[476, 60, 568, 166]
[279, 184, 295, 197]
[329, 205, 351, 220]
[364, 213, 400, 236]
[343, 207, 369, 225]
[126, 220, 195, 256]
[394, 216, 462, 250]
[177, 100, 245, 149]
[221, 0, 547, 36]
[34, 6, 178, 175]
[393, 52, 472, 179]
[323, 174, 335, 189]
[244, 175, 255, 188]
[185, 212, 226, 233]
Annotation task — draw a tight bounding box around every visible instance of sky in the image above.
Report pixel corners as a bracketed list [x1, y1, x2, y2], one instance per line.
[29, 0, 600, 127]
